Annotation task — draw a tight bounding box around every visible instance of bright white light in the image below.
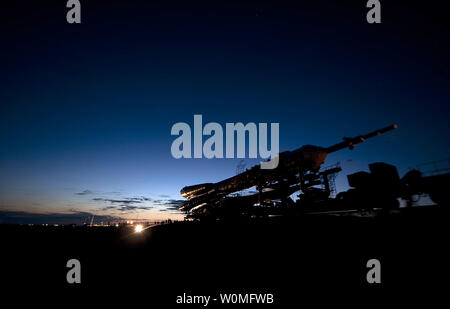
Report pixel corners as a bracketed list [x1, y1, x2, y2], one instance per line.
[135, 224, 143, 233]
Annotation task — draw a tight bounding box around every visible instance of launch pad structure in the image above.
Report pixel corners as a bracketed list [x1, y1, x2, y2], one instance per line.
[179, 124, 449, 220]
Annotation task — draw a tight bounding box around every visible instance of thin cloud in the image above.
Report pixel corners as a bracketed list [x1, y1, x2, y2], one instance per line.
[91, 195, 177, 212]
[92, 198, 141, 204]
[101, 205, 154, 212]
[92, 197, 152, 204]
[75, 189, 93, 195]
[93, 196, 154, 212]
[152, 199, 183, 211]
[0, 210, 119, 225]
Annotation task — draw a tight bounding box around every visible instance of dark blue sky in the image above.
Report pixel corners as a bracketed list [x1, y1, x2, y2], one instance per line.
[1, 1, 449, 222]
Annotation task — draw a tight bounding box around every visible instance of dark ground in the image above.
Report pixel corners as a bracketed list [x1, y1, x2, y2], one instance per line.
[1, 206, 447, 306]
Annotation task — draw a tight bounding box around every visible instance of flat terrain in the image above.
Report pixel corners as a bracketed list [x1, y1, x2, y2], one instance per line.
[1, 206, 446, 305]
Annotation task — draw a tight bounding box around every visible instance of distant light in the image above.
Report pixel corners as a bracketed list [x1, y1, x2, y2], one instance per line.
[135, 225, 143, 233]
